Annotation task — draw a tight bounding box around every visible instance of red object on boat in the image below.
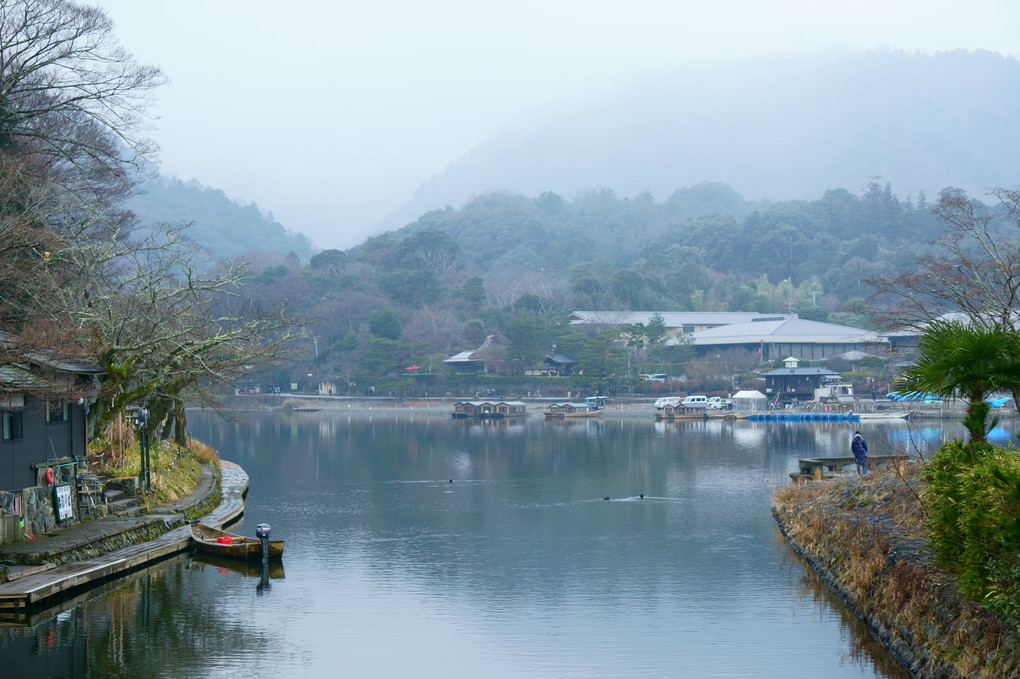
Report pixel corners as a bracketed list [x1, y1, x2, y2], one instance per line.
[216, 536, 233, 545]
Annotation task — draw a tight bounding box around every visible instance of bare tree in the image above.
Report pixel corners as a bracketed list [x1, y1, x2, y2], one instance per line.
[0, 0, 165, 205]
[872, 187, 1020, 330]
[403, 303, 467, 354]
[0, 153, 62, 331]
[53, 220, 296, 441]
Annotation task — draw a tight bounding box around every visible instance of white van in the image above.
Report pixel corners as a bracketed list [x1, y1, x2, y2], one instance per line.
[654, 396, 682, 410]
[680, 395, 709, 408]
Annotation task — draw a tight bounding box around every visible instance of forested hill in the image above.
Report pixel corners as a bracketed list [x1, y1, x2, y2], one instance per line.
[127, 176, 315, 262]
[253, 180, 967, 391]
[333, 179, 944, 327]
[382, 49, 1020, 231]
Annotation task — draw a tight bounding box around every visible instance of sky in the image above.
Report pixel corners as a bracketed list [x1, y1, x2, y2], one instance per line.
[94, 0, 1020, 251]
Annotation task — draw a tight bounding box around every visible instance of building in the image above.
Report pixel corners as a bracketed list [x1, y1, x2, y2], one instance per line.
[762, 364, 844, 404]
[443, 334, 508, 373]
[524, 354, 579, 377]
[1, 350, 103, 535]
[671, 316, 887, 360]
[569, 311, 785, 340]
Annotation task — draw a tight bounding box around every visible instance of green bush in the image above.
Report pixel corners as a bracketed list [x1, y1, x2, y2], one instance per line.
[923, 440, 1020, 622]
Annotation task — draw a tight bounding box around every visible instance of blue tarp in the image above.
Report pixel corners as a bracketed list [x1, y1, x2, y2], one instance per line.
[886, 391, 943, 403]
[886, 393, 1013, 407]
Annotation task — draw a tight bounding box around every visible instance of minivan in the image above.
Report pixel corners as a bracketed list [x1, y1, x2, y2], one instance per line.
[680, 395, 709, 408]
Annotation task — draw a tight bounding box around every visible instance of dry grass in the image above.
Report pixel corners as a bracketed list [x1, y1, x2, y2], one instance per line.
[773, 463, 1017, 677]
[88, 432, 220, 507]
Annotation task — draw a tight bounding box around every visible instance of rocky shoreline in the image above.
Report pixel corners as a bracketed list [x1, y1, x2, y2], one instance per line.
[772, 468, 1018, 678]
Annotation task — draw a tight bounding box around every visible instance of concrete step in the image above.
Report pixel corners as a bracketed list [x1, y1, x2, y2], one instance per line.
[107, 496, 145, 517]
[111, 505, 148, 518]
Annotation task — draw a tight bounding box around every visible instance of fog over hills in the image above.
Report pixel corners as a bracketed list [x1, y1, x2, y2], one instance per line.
[381, 49, 1020, 230]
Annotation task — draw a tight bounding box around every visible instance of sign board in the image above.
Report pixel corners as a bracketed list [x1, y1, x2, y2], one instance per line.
[54, 484, 75, 522]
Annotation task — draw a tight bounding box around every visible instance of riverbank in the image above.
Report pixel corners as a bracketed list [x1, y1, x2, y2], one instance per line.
[217, 394, 941, 421]
[773, 466, 1018, 678]
[0, 459, 247, 619]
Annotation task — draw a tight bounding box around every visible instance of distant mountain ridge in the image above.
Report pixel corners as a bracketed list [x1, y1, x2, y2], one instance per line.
[127, 175, 315, 263]
[382, 49, 1020, 230]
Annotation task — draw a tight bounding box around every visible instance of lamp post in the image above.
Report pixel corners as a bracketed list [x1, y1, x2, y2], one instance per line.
[136, 406, 150, 492]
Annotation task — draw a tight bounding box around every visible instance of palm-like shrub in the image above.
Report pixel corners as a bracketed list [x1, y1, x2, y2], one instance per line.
[895, 320, 1020, 442]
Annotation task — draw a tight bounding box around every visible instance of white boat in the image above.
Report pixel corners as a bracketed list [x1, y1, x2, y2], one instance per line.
[857, 411, 910, 420]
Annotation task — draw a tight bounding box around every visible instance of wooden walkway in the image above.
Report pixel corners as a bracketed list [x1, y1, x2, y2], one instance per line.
[791, 454, 908, 482]
[0, 460, 247, 615]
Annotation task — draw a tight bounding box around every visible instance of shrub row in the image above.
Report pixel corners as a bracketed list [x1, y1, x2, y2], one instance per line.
[923, 440, 1020, 622]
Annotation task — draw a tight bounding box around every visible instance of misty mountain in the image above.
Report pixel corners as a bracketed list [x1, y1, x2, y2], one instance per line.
[127, 175, 315, 263]
[383, 49, 1020, 229]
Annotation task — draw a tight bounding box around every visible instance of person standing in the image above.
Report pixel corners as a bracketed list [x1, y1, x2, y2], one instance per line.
[851, 431, 869, 475]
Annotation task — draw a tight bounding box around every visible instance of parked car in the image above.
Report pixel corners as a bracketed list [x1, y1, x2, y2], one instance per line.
[707, 397, 733, 410]
[654, 396, 682, 410]
[680, 395, 709, 408]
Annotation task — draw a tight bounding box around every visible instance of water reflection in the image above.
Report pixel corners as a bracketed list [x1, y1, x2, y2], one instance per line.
[0, 553, 279, 677]
[2, 412, 987, 677]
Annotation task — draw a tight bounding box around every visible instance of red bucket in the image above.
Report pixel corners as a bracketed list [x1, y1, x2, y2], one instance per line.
[216, 536, 233, 545]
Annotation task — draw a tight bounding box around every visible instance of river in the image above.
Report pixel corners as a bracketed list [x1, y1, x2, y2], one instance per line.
[4, 409, 980, 678]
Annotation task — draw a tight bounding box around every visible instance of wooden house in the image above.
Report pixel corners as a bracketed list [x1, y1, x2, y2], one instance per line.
[444, 334, 509, 374]
[525, 354, 579, 377]
[0, 349, 103, 535]
[762, 366, 842, 404]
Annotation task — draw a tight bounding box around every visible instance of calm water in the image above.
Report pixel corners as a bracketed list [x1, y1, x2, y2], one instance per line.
[5, 411, 981, 678]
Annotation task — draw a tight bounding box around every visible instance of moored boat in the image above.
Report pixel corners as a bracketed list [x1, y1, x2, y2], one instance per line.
[190, 522, 284, 561]
[544, 402, 602, 419]
[857, 411, 910, 420]
[656, 403, 706, 421]
[192, 552, 287, 579]
[452, 400, 528, 419]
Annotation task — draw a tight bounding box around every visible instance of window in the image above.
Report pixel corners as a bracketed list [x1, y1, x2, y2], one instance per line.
[47, 400, 68, 423]
[2, 411, 23, 441]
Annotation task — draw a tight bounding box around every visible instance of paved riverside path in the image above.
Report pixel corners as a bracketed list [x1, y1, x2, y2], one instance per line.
[0, 460, 248, 611]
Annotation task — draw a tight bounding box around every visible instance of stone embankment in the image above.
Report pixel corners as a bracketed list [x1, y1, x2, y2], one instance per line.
[773, 467, 1018, 678]
[0, 460, 246, 614]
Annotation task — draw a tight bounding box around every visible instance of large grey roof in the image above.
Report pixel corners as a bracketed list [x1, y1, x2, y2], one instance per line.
[671, 317, 886, 346]
[443, 350, 478, 363]
[762, 367, 840, 376]
[569, 311, 784, 327]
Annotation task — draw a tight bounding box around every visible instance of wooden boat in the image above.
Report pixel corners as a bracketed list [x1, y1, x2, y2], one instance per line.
[544, 402, 602, 419]
[857, 411, 910, 421]
[452, 400, 528, 419]
[655, 403, 706, 421]
[192, 552, 286, 579]
[190, 522, 284, 560]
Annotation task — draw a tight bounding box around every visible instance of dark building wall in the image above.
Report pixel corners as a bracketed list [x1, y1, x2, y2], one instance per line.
[0, 396, 86, 492]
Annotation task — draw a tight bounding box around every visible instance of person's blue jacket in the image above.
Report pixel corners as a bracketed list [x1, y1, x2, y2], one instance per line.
[851, 433, 868, 462]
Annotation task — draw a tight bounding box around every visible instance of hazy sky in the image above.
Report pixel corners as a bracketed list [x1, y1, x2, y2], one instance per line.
[95, 1, 1020, 251]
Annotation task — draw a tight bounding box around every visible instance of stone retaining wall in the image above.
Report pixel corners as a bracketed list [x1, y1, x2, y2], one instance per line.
[24, 486, 58, 535]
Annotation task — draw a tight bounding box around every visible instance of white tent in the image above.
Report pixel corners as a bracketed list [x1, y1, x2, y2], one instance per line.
[732, 390, 768, 413]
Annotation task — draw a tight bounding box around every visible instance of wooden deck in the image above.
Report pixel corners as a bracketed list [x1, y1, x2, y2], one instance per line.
[791, 454, 908, 482]
[0, 460, 248, 616]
